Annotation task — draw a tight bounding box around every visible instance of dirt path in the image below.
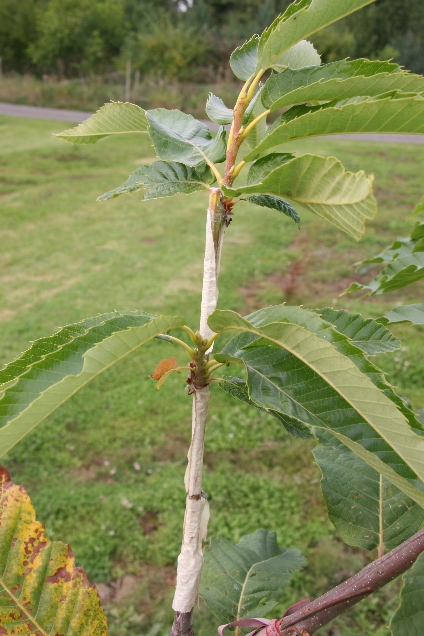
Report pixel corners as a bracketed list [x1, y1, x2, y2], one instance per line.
[1, 101, 424, 144]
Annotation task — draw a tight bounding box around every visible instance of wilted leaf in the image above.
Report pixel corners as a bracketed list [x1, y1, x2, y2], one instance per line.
[313, 428, 424, 551]
[0, 466, 107, 635]
[224, 154, 376, 241]
[0, 312, 185, 457]
[151, 357, 178, 380]
[200, 529, 305, 624]
[56, 102, 148, 144]
[262, 60, 424, 110]
[98, 161, 214, 201]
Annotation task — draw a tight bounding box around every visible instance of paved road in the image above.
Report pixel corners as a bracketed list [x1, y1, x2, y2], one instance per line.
[1, 101, 424, 144]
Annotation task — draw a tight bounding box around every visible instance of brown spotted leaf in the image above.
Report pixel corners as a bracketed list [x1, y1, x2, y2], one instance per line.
[0, 467, 107, 636]
[151, 357, 178, 380]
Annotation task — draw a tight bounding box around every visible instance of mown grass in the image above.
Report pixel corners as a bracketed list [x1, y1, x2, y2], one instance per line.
[0, 114, 423, 635]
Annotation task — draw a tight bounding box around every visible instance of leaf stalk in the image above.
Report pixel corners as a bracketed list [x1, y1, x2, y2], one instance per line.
[164, 335, 196, 358]
[241, 109, 270, 140]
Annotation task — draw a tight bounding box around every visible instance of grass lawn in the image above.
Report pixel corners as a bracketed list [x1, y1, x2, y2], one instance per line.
[0, 114, 423, 635]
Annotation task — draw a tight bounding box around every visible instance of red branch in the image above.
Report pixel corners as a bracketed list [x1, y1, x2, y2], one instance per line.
[277, 528, 424, 635]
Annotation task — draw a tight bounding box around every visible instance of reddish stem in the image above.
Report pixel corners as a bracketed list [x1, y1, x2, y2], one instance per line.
[278, 528, 424, 635]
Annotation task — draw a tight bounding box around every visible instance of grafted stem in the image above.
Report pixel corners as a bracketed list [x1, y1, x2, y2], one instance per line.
[171, 188, 227, 636]
[171, 67, 266, 636]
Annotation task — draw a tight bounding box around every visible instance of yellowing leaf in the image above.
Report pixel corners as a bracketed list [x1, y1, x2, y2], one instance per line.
[0, 467, 107, 635]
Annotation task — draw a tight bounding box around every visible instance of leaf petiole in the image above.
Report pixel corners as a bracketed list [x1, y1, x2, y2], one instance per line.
[232, 161, 246, 180]
[164, 334, 196, 358]
[206, 363, 225, 377]
[241, 109, 270, 140]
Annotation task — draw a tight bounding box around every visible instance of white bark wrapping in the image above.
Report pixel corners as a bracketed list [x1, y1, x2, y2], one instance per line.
[199, 189, 221, 343]
[173, 387, 211, 612]
[172, 497, 210, 612]
[185, 386, 210, 493]
[173, 189, 225, 614]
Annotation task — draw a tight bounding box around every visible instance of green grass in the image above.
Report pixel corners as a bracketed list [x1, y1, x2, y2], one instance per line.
[1, 114, 423, 635]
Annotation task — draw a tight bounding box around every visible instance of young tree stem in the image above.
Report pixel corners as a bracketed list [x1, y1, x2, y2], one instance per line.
[171, 188, 227, 636]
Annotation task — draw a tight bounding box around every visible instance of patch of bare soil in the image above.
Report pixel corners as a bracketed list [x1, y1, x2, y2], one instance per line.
[96, 564, 176, 610]
[239, 232, 366, 313]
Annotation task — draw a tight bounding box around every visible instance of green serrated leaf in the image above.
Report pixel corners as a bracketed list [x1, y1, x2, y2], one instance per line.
[146, 108, 212, 166]
[219, 377, 312, 438]
[209, 307, 424, 484]
[245, 93, 424, 158]
[199, 529, 306, 624]
[245, 153, 295, 185]
[97, 161, 214, 201]
[390, 552, 424, 635]
[412, 196, 424, 216]
[56, 102, 148, 144]
[313, 428, 424, 551]
[345, 222, 424, 295]
[0, 467, 107, 635]
[314, 307, 400, 355]
[257, 0, 377, 72]
[380, 303, 424, 325]
[262, 59, 424, 110]
[230, 35, 260, 81]
[224, 154, 376, 241]
[204, 126, 227, 164]
[326, 430, 424, 510]
[206, 94, 233, 125]
[219, 305, 422, 436]
[146, 109, 226, 166]
[247, 195, 301, 226]
[0, 312, 185, 457]
[270, 39, 321, 71]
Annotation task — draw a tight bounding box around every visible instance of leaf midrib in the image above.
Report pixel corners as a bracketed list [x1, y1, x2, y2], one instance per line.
[236, 554, 278, 621]
[224, 322, 424, 478]
[0, 318, 184, 456]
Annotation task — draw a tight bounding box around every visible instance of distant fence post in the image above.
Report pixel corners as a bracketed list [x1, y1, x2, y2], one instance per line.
[0, 58, 2, 83]
[125, 59, 131, 102]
